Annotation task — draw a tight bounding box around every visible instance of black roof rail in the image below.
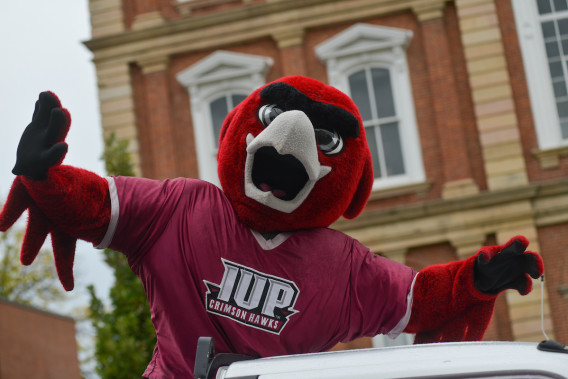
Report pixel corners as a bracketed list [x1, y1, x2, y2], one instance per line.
[194, 337, 257, 379]
[537, 339, 568, 354]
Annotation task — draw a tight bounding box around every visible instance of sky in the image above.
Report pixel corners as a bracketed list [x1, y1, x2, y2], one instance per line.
[0, 1, 113, 309]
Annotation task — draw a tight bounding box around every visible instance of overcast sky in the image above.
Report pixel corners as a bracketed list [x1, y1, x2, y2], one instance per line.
[0, 1, 113, 308]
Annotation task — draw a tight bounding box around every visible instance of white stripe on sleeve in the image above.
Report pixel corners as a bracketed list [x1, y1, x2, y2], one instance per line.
[95, 177, 120, 250]
[387, 273, 417, 339]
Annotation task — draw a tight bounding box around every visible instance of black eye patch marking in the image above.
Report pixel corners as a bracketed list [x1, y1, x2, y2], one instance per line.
[259, 82, 359, 139]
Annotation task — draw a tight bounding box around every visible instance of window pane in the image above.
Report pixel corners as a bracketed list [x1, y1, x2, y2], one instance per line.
[542, 21, 556, 38]
[562, 38, 568, 55]
[349, 70, 373, 121]
[557, 99, 568, 117]
[549, 60, 563, 77]
[555, 0, 568, 11]
[561, 121, 568, 138]
[558, 18, 568, 35]
[538, 0, 553, 14]
[365, 126, 382, 178]
[381, 122, 405, 176]
[231, 94, 247, 108]
[210, 96, 229, 146]
[371, 68, 396, 118]
[553, 80, 568, 97]
[546, 41, 561, 57]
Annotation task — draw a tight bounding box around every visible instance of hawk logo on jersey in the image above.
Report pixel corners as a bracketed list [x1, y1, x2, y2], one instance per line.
[204, 259, 300, 334]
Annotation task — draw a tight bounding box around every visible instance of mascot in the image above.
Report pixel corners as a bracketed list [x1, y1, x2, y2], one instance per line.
[0, 76, 543, 378]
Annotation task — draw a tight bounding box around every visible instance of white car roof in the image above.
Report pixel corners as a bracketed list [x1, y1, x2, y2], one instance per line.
[219, 341, 568, 378]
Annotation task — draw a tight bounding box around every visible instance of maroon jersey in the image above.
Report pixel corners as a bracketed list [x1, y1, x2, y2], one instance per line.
[98, 176, 416, 378]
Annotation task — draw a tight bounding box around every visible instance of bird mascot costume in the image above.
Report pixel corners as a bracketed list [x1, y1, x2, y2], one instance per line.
[0, 76, 543, 378]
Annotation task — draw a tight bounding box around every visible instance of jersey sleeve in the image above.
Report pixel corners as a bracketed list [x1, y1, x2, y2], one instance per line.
[345, 240, 417, 341]
[96, 176, 189, 268]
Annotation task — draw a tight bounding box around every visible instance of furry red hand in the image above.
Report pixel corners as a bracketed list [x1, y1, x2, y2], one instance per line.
[405, 236, 543, 344]
[0, 167, 111, 291]
[1, 91, 75, 290]
[0, 176, 77, 290]
[1, 92, 110, 291]
[405, 252, 495, 343]
[474, 235, 544, 295]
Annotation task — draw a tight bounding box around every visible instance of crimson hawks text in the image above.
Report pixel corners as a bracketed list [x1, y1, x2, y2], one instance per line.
[204, 259, 299, 334]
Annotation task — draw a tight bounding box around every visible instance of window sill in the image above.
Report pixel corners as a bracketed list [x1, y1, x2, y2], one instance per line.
[532, 145, 568, 169]
[368, 180, 432, 201]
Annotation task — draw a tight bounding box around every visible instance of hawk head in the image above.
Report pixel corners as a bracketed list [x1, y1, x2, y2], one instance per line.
[217, 76, 373, 232]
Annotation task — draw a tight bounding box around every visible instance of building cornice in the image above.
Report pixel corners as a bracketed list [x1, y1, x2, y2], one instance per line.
[333, 179, 568, 232]
[84, 0, 444, 64]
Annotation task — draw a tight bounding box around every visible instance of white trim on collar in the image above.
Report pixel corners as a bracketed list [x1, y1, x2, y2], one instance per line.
[250, 229, 292, 251]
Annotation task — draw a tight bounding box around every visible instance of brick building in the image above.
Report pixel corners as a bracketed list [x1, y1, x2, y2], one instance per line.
[84, 0, 568, 349]
[0, 298, 80, 378]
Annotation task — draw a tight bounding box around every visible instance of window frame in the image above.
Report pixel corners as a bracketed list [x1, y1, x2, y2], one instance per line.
[316, 23, 425, 191]
[512, 0, 568, 151]
[204, 89, 250, 150]
[176, 50, 273, 186]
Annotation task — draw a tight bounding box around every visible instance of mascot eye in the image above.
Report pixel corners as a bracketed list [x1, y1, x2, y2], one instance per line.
[258, 104, 284, 127]
[315, 128, 343, 155]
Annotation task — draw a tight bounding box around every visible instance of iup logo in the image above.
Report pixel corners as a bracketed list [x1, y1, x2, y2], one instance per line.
[204, 259, 300, 334]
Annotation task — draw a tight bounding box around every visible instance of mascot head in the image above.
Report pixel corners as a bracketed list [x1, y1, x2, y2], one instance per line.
[217, 76, 373, 232]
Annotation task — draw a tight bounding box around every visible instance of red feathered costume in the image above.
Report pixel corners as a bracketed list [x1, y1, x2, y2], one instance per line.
[0, 77, 543, 378]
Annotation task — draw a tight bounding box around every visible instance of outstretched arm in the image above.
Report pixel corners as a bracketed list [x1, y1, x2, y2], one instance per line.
[0, 92, 111, 290]
[404, 236, 543, 343]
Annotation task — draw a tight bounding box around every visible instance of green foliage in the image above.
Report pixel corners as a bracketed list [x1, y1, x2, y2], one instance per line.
[0, 228, 66, 308]
[88, 133, 155, 378]
[100, 132, 136, 178]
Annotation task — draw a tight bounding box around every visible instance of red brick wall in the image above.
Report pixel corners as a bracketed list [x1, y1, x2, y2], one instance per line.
[537, 223, 568, 344]
[141, 69, 179, 180]
[0, 300, 80, 379]
[406, 241, 458, 270]
[168, 66, 199, 180]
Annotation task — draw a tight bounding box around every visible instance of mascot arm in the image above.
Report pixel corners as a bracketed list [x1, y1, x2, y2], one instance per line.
[0, 92, 110, 290]
[404, 236, 543, 343]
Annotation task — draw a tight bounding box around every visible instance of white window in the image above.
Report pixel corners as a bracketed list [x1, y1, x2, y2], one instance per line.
[208, 93, 248, 148]
[316, 23, 425, 191]
[176, 50, 273, 185]
[513, 0, 568, 150]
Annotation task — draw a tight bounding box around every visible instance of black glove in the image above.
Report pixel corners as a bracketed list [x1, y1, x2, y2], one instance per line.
[474, 236, 543, 295]
[12, 92, 70, 180]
